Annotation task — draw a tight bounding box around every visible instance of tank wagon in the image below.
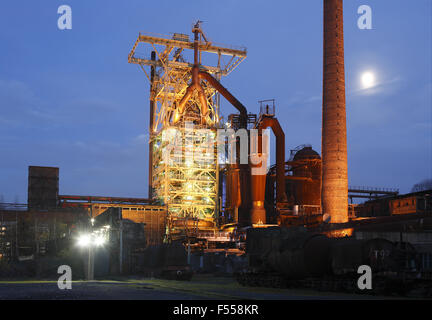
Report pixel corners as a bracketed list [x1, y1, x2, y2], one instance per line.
[140, 242, 193, 280]
[236, 227, 424, 295]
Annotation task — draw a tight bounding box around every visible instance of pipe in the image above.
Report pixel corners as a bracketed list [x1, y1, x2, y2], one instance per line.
[258, 117, 287, 204]
[198, 71, 247, 128]
[250, 117, 288, 224]
[149, 51, 156, 199]
[174, 24, 248, 127]
[174, 24, 209, 124]
[175, 71, 208, 122]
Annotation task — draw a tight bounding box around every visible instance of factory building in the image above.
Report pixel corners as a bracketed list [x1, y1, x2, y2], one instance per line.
[355, 190, 432, 217]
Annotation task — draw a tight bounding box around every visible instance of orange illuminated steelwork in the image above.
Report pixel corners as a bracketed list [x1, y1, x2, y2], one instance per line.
[250, 115, 288, 224]
[128, 22, 247, 238]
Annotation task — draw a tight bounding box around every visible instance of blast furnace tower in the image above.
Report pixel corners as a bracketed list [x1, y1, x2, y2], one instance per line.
[128, 22, 247, 238]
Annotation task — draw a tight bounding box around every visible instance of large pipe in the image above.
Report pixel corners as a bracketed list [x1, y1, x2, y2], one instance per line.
[259, 117, 287, 204]
[322, 0, 349, 223]
[250, 117, 288, 224]
[174, 24, 209, 123]
[149, 51, 156, 199]
[174, 25, 248, 128]
[199, 71, 247, 128]
[176, 71, 209, 122]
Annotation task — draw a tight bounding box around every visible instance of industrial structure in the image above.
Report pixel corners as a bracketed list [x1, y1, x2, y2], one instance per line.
[0, 1, 431, 286]
[128, 22, 247, 239]
[322, 0, 349, 224]
[127, 21, 295, 241]
[122, 0, 352, 237]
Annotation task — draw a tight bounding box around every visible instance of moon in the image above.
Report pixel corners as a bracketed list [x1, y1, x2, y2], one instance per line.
[361, 71, 376, 89]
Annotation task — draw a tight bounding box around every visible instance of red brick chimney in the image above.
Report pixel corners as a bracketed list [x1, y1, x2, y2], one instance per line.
[322, 0, 349, 223]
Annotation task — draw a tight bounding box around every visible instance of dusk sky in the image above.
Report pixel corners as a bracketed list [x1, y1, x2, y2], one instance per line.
[0, 0, 430, 203]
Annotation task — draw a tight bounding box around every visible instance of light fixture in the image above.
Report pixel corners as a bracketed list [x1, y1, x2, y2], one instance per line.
[77, 231, 107, 247]
[94, 235, 106, 247]
[77, 234, 91, 247]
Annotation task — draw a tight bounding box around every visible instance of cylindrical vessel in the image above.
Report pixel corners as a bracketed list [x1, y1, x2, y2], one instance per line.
[247, 227, 333, 278]
[250, 131, 267, 224]
[292, 147, 322, 207]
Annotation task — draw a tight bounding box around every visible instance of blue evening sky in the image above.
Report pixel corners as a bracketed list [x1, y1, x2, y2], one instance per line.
[0, 0, 430, 203]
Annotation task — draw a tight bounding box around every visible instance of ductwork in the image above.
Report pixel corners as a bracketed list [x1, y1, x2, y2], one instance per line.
[173, 23, 247, 128]
[199, 71, 247, 128]
[250, 116, 288, 224]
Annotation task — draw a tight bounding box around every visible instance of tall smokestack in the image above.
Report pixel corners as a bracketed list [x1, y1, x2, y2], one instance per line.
[322, 0, 348, 223]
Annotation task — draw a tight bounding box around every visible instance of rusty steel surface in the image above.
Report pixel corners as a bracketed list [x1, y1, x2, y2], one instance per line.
[175, 25, 248, 127]
[129, 22, 250, 237]
[149, 51, 156, 199]
[321, 0, 348, 223]
[291, 147, 322, 207]
[59, 195, 154, 205]
[175, 25, 209, 124]
[199, 71, 248, 128]
[250, 116, 288, 224]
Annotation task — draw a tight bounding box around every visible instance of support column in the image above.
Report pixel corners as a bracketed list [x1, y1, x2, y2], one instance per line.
[149, 51, 156, 199]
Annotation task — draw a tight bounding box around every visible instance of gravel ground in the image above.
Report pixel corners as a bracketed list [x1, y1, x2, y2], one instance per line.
[0, 275, 393, 300]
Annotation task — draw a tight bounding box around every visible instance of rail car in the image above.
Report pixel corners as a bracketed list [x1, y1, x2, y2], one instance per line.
[235, 227, 430, 296]
[140, 241, 193, 281]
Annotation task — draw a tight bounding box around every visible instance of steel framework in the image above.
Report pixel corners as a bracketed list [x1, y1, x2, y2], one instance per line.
[128, 25, 247, 134]
[152, 125, 218, 222]
[128, 22, 247, 235]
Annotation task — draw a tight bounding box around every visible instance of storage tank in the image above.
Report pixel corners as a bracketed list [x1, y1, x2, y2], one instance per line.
[225, 148, 251, 226]
[291, 146, 322, 208]
[246, 227, 333, 278]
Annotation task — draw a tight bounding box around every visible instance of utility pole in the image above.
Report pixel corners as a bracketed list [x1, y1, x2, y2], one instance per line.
[119, 220, 123, 274]
[87, 245, 94, 281]
[34, 216, 39, 258]
[87, 210, 95, 281]
[15, 211, 18, 259]
[187, 238, 191, 265]
[118, 208, 123, 275]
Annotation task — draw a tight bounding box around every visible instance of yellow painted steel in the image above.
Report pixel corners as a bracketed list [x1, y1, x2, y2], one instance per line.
[128, 25, 246, 237]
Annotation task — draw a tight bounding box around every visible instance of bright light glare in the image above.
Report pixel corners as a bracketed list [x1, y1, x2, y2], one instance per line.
[361, 71, 375, 89]
[77, 233, 106, 247]
[77, 234, 91, 247]
[94, 236, 105, 247]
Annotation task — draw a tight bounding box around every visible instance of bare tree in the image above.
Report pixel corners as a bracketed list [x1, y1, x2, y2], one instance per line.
[411, 178, 432, 193]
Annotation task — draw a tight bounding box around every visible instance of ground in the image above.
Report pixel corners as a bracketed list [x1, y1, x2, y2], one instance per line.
[0, 274, 399, 300]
